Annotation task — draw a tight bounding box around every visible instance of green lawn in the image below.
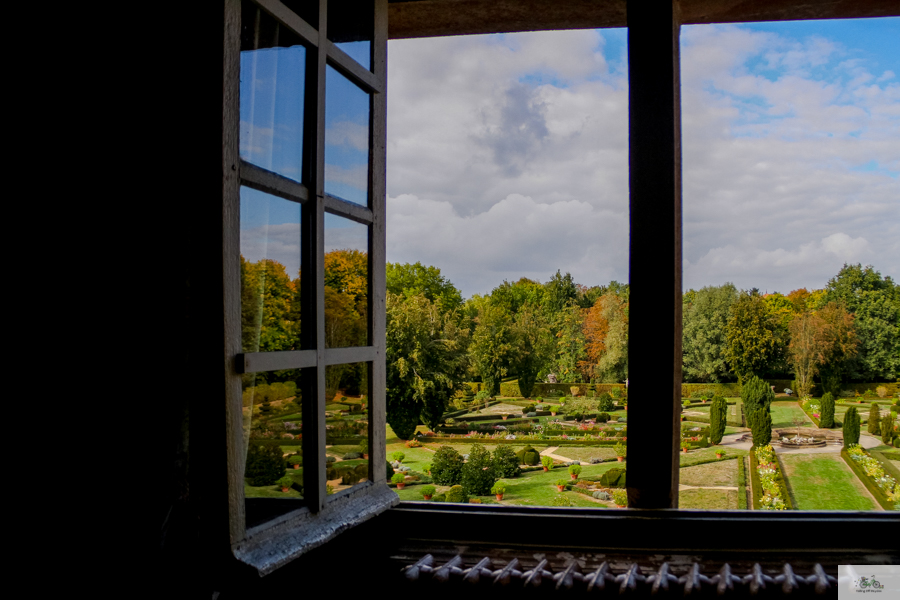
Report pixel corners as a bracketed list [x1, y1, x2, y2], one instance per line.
[680, 446, 748, 467]
[680, 459, 738, 487]
[550, 447, 618, 462]
[770, 401, 815, 429]
[679, 488, 738, 509]
[779, 454, 876, 511]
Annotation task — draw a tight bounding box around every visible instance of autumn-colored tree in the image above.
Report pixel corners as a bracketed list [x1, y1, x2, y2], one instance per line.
[787, 311, 830, 398]
[581, 294, 628, 383]
[816, 301, 859, 396]
[724, 292, 778, 382]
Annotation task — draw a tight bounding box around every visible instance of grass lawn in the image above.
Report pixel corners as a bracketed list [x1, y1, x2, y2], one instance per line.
[770, 401, 815, 429]
[779, 454, 876, 511]
[680, 459, 738, 487]
[680, 446, 748, 467]
[834, 403, 875, 424]
[550, 447, 618, 462]
[679, 488, 738, 509]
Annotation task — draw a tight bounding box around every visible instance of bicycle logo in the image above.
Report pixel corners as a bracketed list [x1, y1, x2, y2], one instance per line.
[854, 576, 884, 590]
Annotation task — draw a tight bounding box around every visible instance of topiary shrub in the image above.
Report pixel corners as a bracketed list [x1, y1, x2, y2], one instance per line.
[432, 493, 446, 502]
[342, 471, 361, 485]
[599, 467, 626, 488]
[751, 407, 772, 447]
[522, 404, 536, 415]
[597, 412, 610, 423]
[882, 415, 893, 444]
[431, 446, 464, 486]
[493, 445, 521, 478]
[742, 376, 774, 432]
[515, 445, 541, 466]
[592, 491, 610, 500]
[343, 451, 363, 460]
[868, 403, 881, 434]
[445, 485, 468, 503]
[843, 407, 860, 447]
[245, 443, 287, 486]
[597, 393, 615, 412]
[526, 411, 538, 418]
[820, 392, 835, 428]
[551, 494, 575, 507]
[709, 396, 727, 445]
[461, 443, 497, 496]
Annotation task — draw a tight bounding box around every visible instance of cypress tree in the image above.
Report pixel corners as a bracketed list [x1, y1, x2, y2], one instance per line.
[820, 392, 835, 428]
[843, 407, 860, 447]
[752, 407, 772, 447]
[882, 415, 894, 445]
[709, 396, 727, 445]
[741, 376, 774, 432]
[867, 402, 881, 435]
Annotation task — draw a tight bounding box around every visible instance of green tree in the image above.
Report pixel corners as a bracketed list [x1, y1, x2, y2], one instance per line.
[244, 443, 287, 486]
[741, 375, 774, 431]
[843, 406, 860, 447]
[820, 392, 835, 429]
[241, 256, 296, 354]
[751, 407, 772, 447]
[385, 293, 469, 438]
[508, 305, 554, 398]
[582, 294, 629, 383]
[386, 261, 463, 312]
[682, 284, 738, 382]
[787, 310, 829, 398]
[468, 299, 513, 395]
[867, 402, 882, 435]
[816, 302, 860, 397]
[552, 305, 587, 382]
[431, 446, 464, 486]
[725, 291, 779, 382]
[544, 270, 578, 313]
[461, 444, 497, 495]
[492, 445, 521, 478]
[709, 396, 727, 445]
[882, 414, 894, 444]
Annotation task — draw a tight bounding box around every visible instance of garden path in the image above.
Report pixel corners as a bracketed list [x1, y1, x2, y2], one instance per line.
[678, 484, 738, 490]
[539, 446, 580, 463]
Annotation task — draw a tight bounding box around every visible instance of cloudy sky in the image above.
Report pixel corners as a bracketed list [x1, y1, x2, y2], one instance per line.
[385, 18, 900, 299]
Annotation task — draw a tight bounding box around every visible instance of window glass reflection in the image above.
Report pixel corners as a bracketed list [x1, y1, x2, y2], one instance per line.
[325, 362, 370, 494]
[324, 214, 368, 347]
[328, 0, 373, 71]
[325, 66, 370, 206]
[240, 3, 306, 181]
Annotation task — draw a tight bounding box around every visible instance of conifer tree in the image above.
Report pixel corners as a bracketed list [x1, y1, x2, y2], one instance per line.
[882, 415, 894, 444]
[751, 407, 772, 447]
[843, 407, 860, 447]
[867, 402, 881, 434]
[709, 396, 727, 445]
[820, 392, 835, 428]
[741, 376, 774, 432]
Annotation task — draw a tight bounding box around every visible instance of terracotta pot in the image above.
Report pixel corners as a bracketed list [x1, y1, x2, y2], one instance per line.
[293, 464, 300, 470]
[502, 415, 508, 420]
[617, 456, 624, 462]
[682, 448, 688, 453]
[551, 412, 557, 417]
[281, 487, 290, 493]
[543, 467, 549, 471]
[716, 454, 723, 459]
[557, 485, 565, 492]
[396, 483, 406, 490]
[363, 454, 369, 459]
[616, 504, 625, 508]
[496, 494, 504, 501]
[571, 474, 578, 480]
[423, 494, 432, 500]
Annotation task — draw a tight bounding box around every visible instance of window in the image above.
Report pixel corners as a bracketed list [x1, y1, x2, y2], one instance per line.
[213, 0, 898, 580]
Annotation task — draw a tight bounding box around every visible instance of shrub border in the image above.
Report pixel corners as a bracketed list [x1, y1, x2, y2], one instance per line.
[737, 458, 747, 510]
[840, 447, 895, 511]
[748, 450, 763, 510]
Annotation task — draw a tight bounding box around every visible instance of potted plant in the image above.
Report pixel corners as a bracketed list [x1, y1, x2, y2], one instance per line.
[358, 437, 369, 459]
[391, 472, 406, 489]
[681, 440, 690, 453]
[502, 414, 508, 420]
[549, 405, 558, 416]
[715, 449, 726, 459]
[541, 456, 553, 471]
[612, 489, 628, 508]
[536, 396, 543, 403]
[568, 464, 582, 480]
[277, 476, 294, 493]
[391, 451, 405, 463]
[288, 455, 302, 470]
[614, 442, 627, 462]
[419, 484, 436, 500]
[556, 479, 568, 492]
[491, 482, 507, 500]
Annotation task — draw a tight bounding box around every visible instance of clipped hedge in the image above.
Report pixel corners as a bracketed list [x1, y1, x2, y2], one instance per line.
[737, 458, 747, 510]
[682, 383, 741, 398]
[748, 450, 763, 510]
[840, 448, 896, 511]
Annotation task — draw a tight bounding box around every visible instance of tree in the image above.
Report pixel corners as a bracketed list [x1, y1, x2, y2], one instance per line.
[493, 445, 521, 478]
[867, 402, 881, 435]
[552, 305, 587, 382]
[843, 407, 860, 447]
[461, 443, 496, 496]
[508, 305, 553, 398]
[882, 415, 894, 445]
[241, 256, 296, 353]
[709, 396, 727, 445]
[431, 446, 464, 486]
[544, 270, 578, 313]
[582, 294, 629, 383]
[386, 261, 463, 311]
[468, 300, 513, 395]
[244, 443, 287, 486]
[724, 292, 778, 382]
[817, 302, 860, 397]
[741, 375, 774, 431]
[820, 392, 835, 429]
[787, 311, 830, 398]
[386, 293, 469, 438]
[682, 284, 739, 382]
[751, 407, 772, 447]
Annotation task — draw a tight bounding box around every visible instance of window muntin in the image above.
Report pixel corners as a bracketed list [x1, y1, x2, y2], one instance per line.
[325, 65, 371, 206]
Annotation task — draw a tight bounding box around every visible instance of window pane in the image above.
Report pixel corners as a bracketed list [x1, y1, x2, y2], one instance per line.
[328, 0, 373, 71]
[243, 369, 305, 526]
[240, 187, 302, 353]
[325, 65, 370, 206]
[326, 362, 371, 494]
[240, 3, 306, 181]
[325, 214, 368, 347]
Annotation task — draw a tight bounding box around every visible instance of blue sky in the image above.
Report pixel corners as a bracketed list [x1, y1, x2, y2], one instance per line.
[386, 18, 899, 298]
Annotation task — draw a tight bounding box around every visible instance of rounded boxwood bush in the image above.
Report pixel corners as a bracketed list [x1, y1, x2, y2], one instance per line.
[445, 485, 468, 503]
[431, 445, 464, 486]
[343, 451, 363, 460]
[245, 444, 287, 487]
[461, 443, 497, 496]
[515, 445, 540, 466]
[493, 445, 521, 478]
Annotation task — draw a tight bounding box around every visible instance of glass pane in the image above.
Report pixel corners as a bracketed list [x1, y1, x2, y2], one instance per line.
[243, 369, 304, 526]
[240, 187, 302, 353]
[325, 362, 370, 495]
[325, 65, 370, 206]
[324, 214, 368, 347]
[240, 3, 306, 182]
[328, 0, 373, 71]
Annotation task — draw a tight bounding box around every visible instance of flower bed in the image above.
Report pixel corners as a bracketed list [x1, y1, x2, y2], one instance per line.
[749, 445, 791, 510]
[842, 445, 899, 510]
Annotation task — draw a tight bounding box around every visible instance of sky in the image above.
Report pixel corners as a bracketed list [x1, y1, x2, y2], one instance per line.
[385, 18, 900, 299]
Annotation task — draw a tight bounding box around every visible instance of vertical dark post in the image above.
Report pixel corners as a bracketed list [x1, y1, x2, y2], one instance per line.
[626, 0, 682, 508]
[301, 0, 329, 513]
